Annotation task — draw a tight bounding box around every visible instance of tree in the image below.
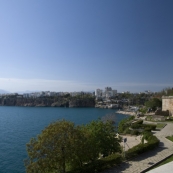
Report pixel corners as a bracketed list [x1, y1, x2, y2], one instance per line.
[25, 119, 120, 173]
[25, 120, 77, 173]
[145, 98, 162, 111]
[101, 113, 117, 125]
[85, 120, 121, 157]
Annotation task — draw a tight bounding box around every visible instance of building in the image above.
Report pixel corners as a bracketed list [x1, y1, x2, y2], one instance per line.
[162, 96, 173, 116]
[95, 87, 117, 99]
[95, 89, 103, 98]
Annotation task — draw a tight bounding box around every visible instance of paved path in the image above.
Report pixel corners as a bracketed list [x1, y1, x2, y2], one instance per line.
[102, 123, 173, 173]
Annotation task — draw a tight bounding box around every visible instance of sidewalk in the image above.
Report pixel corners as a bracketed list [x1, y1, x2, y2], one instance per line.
[102, 123, 173, 173]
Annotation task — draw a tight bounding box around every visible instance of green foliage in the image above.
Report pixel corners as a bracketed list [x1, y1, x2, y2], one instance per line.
[145, 98, 162, 111]
[118, 116, 135, 133]
[84, 120, 121, 158]
[131, 123, 141, 129]
[135, 120, 143, 124]
[138, 107, 147, 114]
[166, 136, 173, 142]
[130, 130, 139, 136]
[68, 153, 122, 173]
[25, 120, 77, 173]
[126, 131, 159, 159]
[25, 119, 120, 173]
[156, 123, 166, 129]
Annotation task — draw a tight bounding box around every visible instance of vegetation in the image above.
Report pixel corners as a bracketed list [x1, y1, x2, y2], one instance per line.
[118, 116, 135, 134]
[25, 119, 121, 173]
[126, 131, 159, 159]
[138, 107, 148, 114]
[118, 116, 157, 135]
[68, 153, 122, 173]
[118, 117, 159, 159]
[166, 136, 173, 142]
[145, 98, 162, 111]
[155, 87, 173, 98]
[156, 123, 166, 129]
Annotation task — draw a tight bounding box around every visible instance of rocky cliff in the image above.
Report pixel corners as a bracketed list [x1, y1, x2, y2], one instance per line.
[0, 96, 95, 107]
[69, 98, 95, 107]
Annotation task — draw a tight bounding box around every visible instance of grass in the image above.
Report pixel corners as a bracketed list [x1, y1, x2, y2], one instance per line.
[143, 123, 166, 130]
[166, 136, 173, 142]
[156, 123, 166, 129]
[145, 115, 173, 122]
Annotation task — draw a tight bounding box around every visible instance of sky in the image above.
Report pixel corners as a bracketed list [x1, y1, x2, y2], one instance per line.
[0, 0, 173, 93]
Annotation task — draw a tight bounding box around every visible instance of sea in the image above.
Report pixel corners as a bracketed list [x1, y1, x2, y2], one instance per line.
[0, 106, 128, 173]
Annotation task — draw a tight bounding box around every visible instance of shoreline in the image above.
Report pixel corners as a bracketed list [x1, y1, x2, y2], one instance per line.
[116, 110, 136, 116]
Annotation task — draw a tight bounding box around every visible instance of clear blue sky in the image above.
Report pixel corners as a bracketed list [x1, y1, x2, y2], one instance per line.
[0, 0, 173, 93]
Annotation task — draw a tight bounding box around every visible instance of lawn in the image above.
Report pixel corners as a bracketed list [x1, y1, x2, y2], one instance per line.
[156, 123, 166, 129]
[166, 136, 173, 142]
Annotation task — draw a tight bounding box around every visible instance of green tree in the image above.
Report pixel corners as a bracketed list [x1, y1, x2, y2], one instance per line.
[85, 120, 120, 158]
[25, 120, 76, 173]
[25, 119, 120, 173]
[145, 98, 162, 111]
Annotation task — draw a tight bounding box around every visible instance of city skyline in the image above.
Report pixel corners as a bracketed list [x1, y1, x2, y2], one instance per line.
[0, 78, 171, 94]
[0, 1, 173, 93]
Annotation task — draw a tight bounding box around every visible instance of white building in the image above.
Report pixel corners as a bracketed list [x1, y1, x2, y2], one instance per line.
[95, 87, 117, 99]
[95, 89, 103, 98]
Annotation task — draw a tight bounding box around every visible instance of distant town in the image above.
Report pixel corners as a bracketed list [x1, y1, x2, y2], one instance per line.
[0, 86, 153, 99]
[0, 86, 157, 108]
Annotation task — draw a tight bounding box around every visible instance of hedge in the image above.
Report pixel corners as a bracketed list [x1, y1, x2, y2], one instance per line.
[125, 131, 159, 159]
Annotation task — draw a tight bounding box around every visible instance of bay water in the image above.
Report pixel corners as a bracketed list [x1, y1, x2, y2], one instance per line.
[0, 107, 128, 173]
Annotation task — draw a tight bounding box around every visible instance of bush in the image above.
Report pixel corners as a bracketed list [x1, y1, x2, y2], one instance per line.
[144, 124, 156, 131]
[123, 128, 131, 134]
[68, 153, 122, 173]
[131, 130, 139, 136]
[131, 123, 142, 129]
[136, 119, 143, 124]
[126, 131, 159, 159]
[118, 116, 135, 133]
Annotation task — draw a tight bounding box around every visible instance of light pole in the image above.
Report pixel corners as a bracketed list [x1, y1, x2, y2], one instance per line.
[123, 138, 127, 158]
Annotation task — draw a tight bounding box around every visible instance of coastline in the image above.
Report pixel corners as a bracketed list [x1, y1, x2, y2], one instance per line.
[116, 110, 136, 116]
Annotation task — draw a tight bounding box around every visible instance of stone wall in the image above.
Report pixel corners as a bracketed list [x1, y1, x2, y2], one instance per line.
[162, 96, 173, 116]
[155, 109, 169, 116]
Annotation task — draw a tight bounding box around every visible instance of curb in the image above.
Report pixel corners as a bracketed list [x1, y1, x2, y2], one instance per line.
[140, 153, 173, 173]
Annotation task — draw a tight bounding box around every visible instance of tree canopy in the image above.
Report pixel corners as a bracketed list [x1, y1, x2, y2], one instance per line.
[145, 98, 162, 111]
[25, 119, 120, 173]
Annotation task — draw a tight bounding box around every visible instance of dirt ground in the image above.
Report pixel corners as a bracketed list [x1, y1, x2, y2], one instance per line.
[120, 135, 145, 151]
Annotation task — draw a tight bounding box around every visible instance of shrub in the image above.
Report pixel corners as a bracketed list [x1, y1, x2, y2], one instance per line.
[118, 116, 135, 133]
[68, 153, 122, 173]
[123, 128, 131, 134]
[131, 123, 142, 129]
[125, 131, 159, 159]
[136, 119, 143, 124]
[131, 130, 139, 136]
[144, 124, 156, 131]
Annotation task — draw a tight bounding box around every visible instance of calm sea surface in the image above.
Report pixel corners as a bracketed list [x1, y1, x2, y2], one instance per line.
[0, 107, 128, 173]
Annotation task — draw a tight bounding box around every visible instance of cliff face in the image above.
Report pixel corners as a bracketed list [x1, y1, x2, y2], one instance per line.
[69, 98, 95, 107]
[0, 97, 95, 107]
